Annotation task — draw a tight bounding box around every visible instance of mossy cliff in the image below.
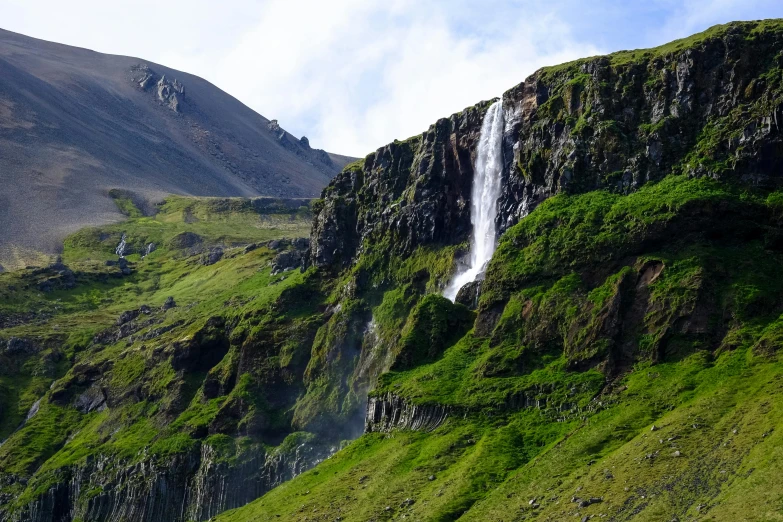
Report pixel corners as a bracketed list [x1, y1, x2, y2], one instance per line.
[312, 19, 783, 270]
[2, 19, 783, 522]
[221, 19, 783, 521]
[0, 197, 331, 521]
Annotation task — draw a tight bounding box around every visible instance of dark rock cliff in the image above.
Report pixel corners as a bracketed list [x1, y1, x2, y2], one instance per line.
[309, 102, 491, 270]
[311, 21, 783, 272]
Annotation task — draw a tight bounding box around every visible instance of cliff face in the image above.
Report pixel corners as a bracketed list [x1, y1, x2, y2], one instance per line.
[9, 439, 329, 522]
[309, 102, 490, 270]
[312, 21, 783, 270]
[498, 20, 783, 231]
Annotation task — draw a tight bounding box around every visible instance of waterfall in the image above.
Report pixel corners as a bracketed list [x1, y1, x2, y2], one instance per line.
[444, 99, 505, 301]
[25, 397, 41, 421]
[115, 233, 128, 258]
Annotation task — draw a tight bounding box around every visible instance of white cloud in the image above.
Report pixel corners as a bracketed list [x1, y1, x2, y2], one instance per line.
[150, 1, 602, 156]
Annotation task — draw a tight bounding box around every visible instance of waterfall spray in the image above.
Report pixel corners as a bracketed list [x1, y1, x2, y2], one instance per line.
[444, 100, 505, 301]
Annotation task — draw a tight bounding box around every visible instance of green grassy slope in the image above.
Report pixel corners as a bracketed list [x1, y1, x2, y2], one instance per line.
[219, 173, 783, 521]
[220, 348, 783, 522]
[0, 195, 315, 508]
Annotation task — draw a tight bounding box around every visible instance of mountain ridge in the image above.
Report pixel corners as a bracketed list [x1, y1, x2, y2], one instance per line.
[0, 27, 355, 271]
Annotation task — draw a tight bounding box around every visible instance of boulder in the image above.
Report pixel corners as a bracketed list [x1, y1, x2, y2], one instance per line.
[168, 232, 204, 250]
[200, 247, 224, 266]
[116, 309, 140, 326]
[5, 337, 37, 356]
[455, 280, 482, 310]
[271, 250, 303, 274]
[74, 385, 107, 414]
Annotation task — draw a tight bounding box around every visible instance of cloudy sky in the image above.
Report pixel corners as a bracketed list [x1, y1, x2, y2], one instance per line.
[2, 0, 782, 156]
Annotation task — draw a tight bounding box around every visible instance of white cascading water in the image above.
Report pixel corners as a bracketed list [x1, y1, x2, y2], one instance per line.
[115, 233, 127, 258]
[444, 100, 505, 301]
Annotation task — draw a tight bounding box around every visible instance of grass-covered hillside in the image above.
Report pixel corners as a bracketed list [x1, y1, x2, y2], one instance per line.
[0, 194, 320, 520]
[220, 174, 783, 522]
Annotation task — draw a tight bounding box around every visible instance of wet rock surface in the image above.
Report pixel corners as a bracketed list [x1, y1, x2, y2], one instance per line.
[455, 280, 482, 310]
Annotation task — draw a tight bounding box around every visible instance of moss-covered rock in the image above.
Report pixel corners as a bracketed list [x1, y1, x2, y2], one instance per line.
[391, 294, 474, 371]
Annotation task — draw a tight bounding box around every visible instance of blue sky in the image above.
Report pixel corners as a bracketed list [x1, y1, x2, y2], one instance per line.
[2, 0, 783, 156]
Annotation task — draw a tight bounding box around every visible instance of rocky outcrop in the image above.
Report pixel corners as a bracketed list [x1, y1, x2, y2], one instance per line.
[161, 297, 176, 311]
[270, 237, 309, 274]
[167, 232, 203, 251]
[310, 21, 783, 272]
[6, 438, 331, 522]
[266, 119, 336, 171]
[32, 261, 76, 293]
[365, 382, 600, 435]
[365, 393, 451, 433]
[200, 247, 224, 266]
[4, 337, 38, 356]
[131, 65, 185, 113]
[156, 75, 185, 112]
[267, 119, 282, 135]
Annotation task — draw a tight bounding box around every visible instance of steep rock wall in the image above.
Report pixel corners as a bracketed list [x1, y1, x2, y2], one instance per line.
[7, 439, 331, 522]
[311, 21, 783, 272]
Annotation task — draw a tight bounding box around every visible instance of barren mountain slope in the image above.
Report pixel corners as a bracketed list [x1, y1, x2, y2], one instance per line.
[0, 28, 354, 270]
